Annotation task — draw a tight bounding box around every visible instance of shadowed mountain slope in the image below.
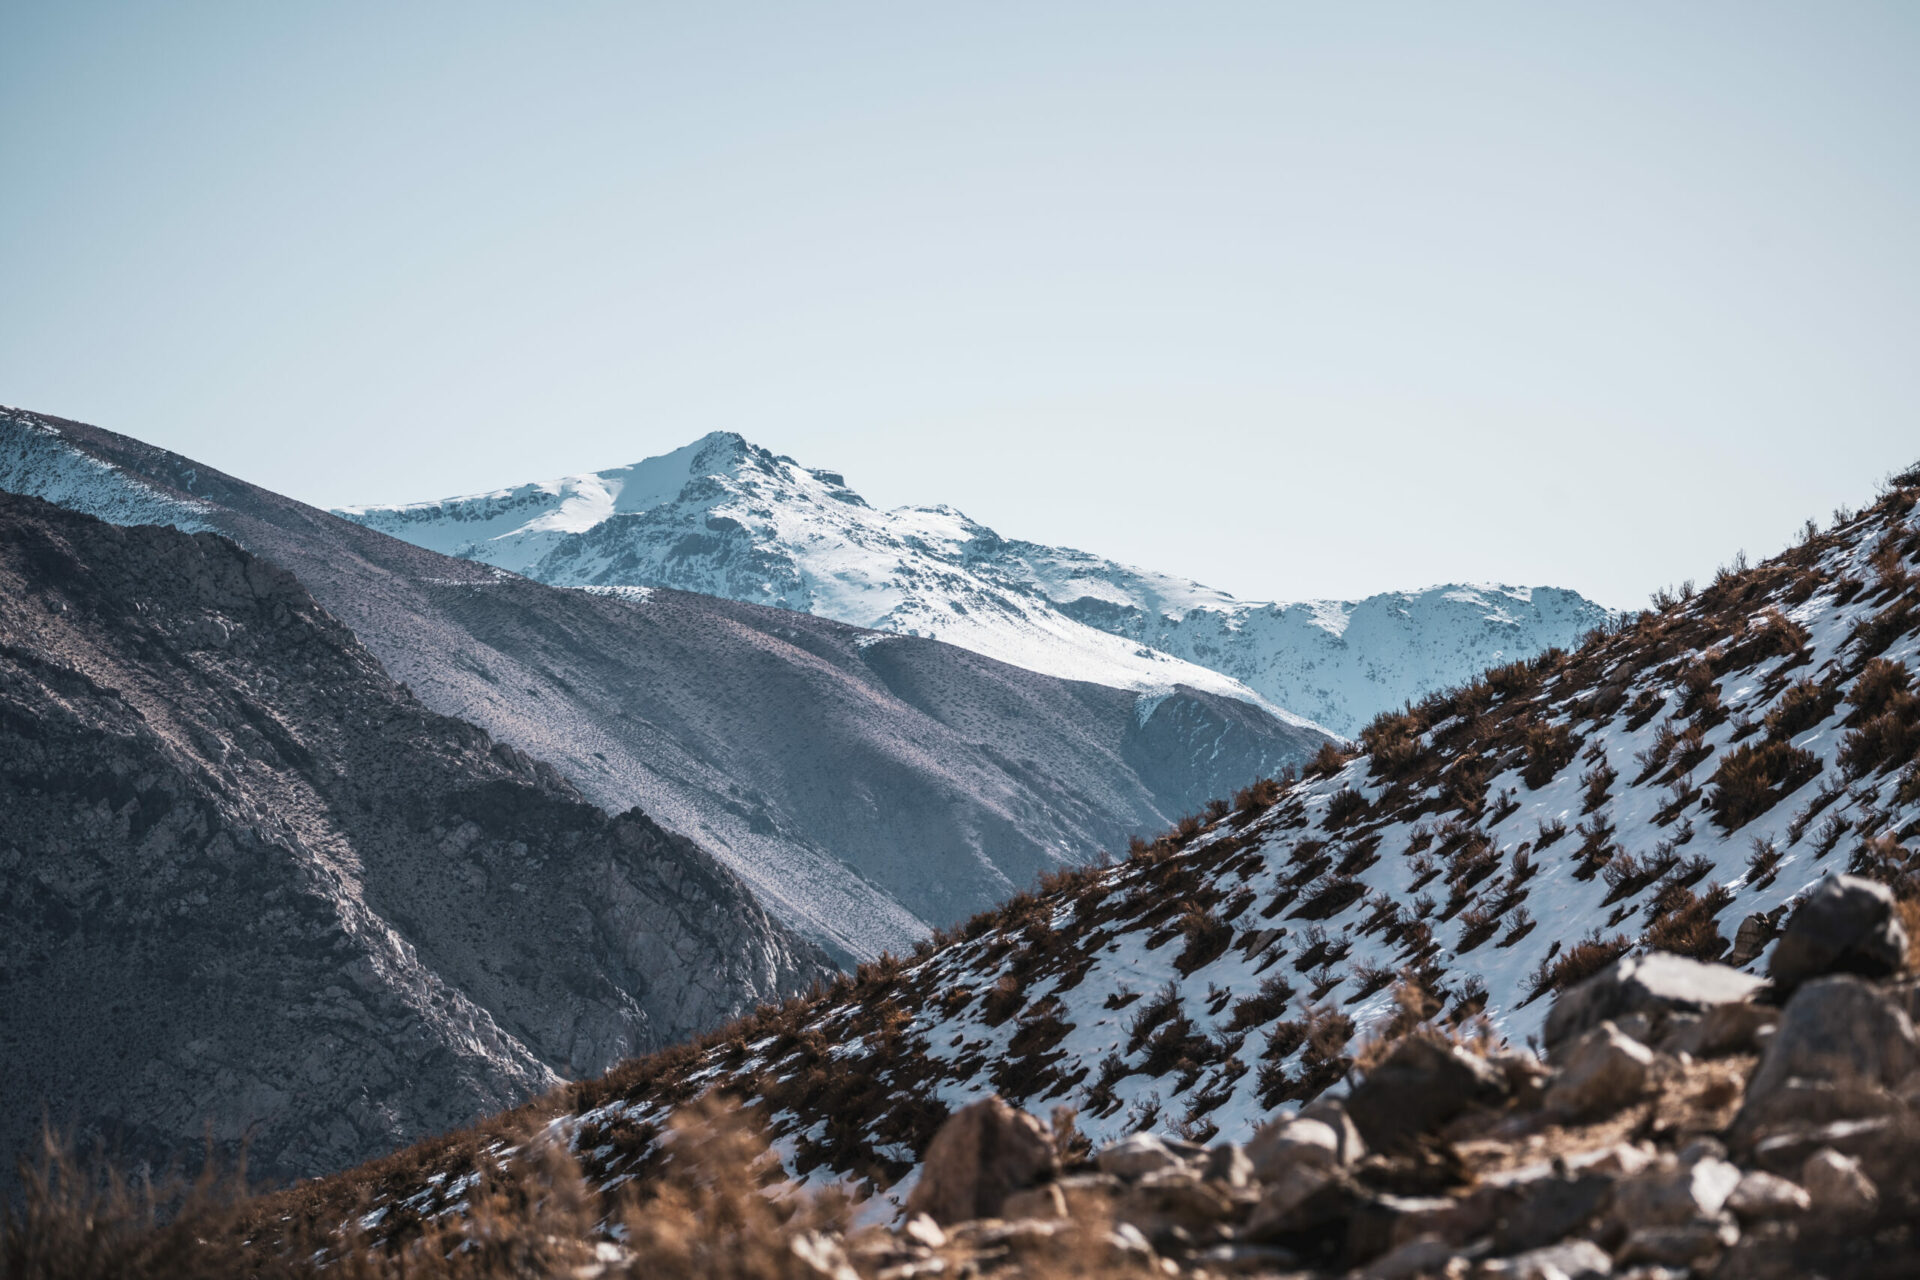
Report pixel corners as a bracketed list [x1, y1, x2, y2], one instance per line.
[0, 491, 826, 1189]
[0, 407, 1332, 959]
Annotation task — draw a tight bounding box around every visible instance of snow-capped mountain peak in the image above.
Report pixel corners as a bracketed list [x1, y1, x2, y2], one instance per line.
[338, 436, 1613, 733]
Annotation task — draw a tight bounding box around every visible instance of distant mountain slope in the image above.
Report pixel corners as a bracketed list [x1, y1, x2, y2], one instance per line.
[0, 408, 1332, 960]
[0, 490, 826, 1188]
[337, 432, 1611, 735]
[346, 459, 1920, 1213]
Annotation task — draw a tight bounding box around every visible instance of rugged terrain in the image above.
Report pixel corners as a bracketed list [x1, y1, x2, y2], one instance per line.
[0, 407, 1330, 959]
[0, 491, 825, 1188]
[336, 431, 1612, 736]
[241, 458, 1920, 1243]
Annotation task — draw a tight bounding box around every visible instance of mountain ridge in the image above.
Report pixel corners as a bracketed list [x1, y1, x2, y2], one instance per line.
[336, 433, 1614, 735]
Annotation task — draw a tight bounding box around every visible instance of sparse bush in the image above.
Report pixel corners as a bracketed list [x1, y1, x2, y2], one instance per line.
[1521, 721, 1577, 789]
[1707, 740, 1821, 829]
[1765, 677, 1842, 741]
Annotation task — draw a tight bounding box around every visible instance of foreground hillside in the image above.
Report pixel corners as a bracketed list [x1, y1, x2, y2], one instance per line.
[285, 459, 1920, 1222]
[0, 491, 825, 1188]
[0, 407, 1329, 959]
[336, 431, 1611, 735]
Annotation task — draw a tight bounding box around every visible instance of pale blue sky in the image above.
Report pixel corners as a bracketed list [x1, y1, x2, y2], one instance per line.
[4, 2, 1916, 607]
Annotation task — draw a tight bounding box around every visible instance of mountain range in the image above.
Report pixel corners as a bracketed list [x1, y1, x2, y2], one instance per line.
[0, 408, 1328, 966]
[337, 431, 1614, 737]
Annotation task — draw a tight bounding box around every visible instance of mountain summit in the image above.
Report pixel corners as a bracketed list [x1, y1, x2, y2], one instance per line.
[339, 435, 1612, 734]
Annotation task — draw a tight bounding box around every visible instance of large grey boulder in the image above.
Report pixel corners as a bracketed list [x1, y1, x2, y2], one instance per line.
[1767, 874, 1909, 991]
[1543, 1022, 1656, 1119]
[1543, 952, 1765, 1053]
[1731, 975, 1918, 1143]
[1344, 1036, 1509, 1152]
[905, 1097, 1057, 1224]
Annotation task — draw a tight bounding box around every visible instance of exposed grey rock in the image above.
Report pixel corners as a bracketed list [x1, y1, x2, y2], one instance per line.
[1247, 1116, 1342, 1180]
[1767, 874, 1909, 991]
[1203, 1141, 1254, 1187]
[1608, 1157, 1742, 1227]
[1544, 1022, 1655, 1119]
[1479, 1238, 1614, 1279]
[1359, 1236, 1463, 1280]
[1494, 1173, 1613, 1254]
[1300, 1095, 1370, 1165]
[1800, 1148, 1878, 1215]
[1725, 1170, 1810, 1219]
[1659, 1000, 1779, 1058]
[0, 493, 826, 1191]
[905, 1097, 1057, 1225]
[1732, 975, 1918, 1142]
[1346, 1035, 1510, 1151]
[1543, 952, 1766, 1053]
[1728, 911, 1780, 968]
[1095, 1131, 1189, 1180]
[1615, 1219, 1739, 1267]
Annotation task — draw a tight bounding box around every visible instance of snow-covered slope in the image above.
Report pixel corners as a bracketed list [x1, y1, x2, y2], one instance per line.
[350, 459, 1920, 1213]
[338, 433, 1610, 735]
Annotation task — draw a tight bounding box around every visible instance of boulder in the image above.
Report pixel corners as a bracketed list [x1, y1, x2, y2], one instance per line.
[1767, 874, 1909, 990]
[1728, 910, 1780, 968]
[1492, 1172, 1613, 1254]
[1543, 1022, 1655, 1119]
[1299, 1095, 1369, 1165]
[1725, 1170, 1810, 1219]
[1247, 1116, 1342, 1180]
[1660, 999, 1779, 1058]
[1094, 1131, 1188, 1180]
[999, 1183, 1067, 1220]
[1730, 975, 1918, 1142]
[1615, 1219, 1740, 1267]
[1344, 1036, 1510, 1152]
[1543, 952, 1766, 1052]
[1608, 1156, 1742, 1228]
[1800, 1148, 1878, 1216]
[904, 1096, 1057, 1224]
[1477, 1239, 1613, 1280]
[1203, 1141, 1254, 1188]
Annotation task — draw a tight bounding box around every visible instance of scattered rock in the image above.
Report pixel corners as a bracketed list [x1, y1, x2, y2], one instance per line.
[1494, 1172, 1613, 1254]
[1095, 1131, 1189, 1180]
[1360, 1234, 1465, 1280]
[1544, 1022, 1656, 1119]
[1728, 910, 1780, 968]
[1767, 874, 1910, 991]
[1190, 1241, 1306, 1275]
[999, 1183, 1067, 1220]
[1750, 1117, 1902, 1178]
[1660, 1000, 1779, 1058]
[1615, 1219, 1739, 1267]
[790, 1230, 862, 1280]
[1300, 1095, 1369, 1165]
[1608, 1157, 1742, 1227]
[1345, 1036, 1510, 1152]
[904, 1096, 1057, 1224]
[1477, 1238, 1614, 1279]
[1731, 975, 1918, 1142]
[1725, 1170, 1810, 1219]
[1203, 1141, 1254, 1188]
[1247, 1116, 1342, 1180]
[1800, 1148, 1878, 1215]
[901, 1214, 946, 1250]
[1544, 952, 1766, 1053]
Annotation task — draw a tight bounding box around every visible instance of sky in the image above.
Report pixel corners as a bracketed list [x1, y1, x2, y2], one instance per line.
[3, 3, 1917, 609]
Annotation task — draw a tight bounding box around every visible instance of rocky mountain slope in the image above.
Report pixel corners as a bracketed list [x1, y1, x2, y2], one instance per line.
[311, 457, 1920, 1234]
[0, 407, 1331, 960]
[0, 490, 826, 1189]
[337, 432, 1613, 735]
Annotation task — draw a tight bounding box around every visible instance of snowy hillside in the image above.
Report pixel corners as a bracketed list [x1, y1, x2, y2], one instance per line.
[345, 459, 1920, 1214]
[338, 433, 1609, 734]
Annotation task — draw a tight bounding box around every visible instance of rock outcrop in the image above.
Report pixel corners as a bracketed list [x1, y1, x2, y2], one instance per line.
[0, 492, 827, 1188]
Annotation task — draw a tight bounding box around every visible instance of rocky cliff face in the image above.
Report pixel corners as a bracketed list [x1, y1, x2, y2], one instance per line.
[0, 491, 826, 1188]
[0, 407, 1332, 960]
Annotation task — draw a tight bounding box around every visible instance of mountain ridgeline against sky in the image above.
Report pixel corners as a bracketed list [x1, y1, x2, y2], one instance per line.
[0, 407, 1331, 961]
[337, 431, 1615, 737]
